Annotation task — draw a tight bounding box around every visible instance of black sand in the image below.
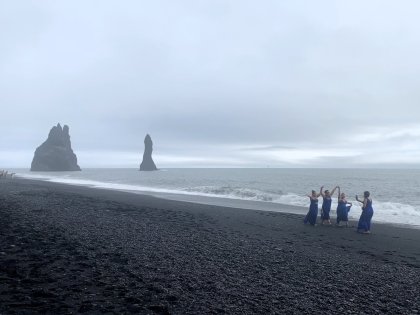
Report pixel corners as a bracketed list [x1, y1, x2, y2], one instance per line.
[0, 179, 419, 314]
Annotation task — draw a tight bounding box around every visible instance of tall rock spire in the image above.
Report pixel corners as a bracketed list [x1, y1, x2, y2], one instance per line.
[31, 123, 81, 171]
[140, 134, 158, 171]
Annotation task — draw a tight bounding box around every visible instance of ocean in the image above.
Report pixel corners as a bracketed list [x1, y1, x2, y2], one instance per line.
[9, 168, 420, 228]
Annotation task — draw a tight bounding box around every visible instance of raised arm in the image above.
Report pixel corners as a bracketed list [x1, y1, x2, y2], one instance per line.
[355, 195, 363, 203]
[337, 186, 341, 201]
[320, 186, 325, 198]
[330, 186, 338, 196]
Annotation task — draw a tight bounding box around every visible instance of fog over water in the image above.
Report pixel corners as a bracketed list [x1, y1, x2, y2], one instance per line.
[1, 1, 420, 168]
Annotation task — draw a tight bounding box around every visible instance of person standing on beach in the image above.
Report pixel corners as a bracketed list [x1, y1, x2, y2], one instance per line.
[356, 191, 374, 234]
[319, 185, 338, 225]
[304, 190, 320, 226]
[336, 186, 351, 227]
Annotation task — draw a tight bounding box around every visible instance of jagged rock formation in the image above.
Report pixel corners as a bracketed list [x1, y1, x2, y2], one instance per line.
[31, 123, 81, 171]
[139, 134, 158, 171]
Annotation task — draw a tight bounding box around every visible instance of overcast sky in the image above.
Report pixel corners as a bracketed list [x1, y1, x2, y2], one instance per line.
[1, 0, 420, 168]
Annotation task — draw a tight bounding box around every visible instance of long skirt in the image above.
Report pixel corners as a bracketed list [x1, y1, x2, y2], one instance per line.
[357, 208, 374, 232]
[304, 205, 318, 225]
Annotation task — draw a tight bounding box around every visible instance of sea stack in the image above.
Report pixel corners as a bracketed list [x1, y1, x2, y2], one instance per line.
[31, 123, 81, 171]
[140, 134, 158, 171]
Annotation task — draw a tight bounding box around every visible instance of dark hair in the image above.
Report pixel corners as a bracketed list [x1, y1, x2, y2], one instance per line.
[364, 191, 370, 198]
[325, 190, 330, 194]
[312, 190, 316, 194]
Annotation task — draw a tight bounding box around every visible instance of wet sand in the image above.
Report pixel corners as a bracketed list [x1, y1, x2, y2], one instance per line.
[0, 178, 419, 314]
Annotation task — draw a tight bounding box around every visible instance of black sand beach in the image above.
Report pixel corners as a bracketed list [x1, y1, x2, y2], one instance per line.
[1, 179, 419, 314]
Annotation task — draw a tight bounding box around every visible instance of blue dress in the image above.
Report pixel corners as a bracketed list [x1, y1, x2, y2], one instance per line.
[321, 197, 332, 220]
[336, 200, 349, 224]
[357, 199, 374, 232]
[304, 198, 318, 225]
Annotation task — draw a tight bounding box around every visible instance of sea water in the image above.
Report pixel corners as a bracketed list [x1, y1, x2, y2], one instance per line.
[9, 168, 420, 227]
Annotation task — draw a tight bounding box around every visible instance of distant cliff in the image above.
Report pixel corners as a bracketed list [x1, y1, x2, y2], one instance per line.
[31, 123, 81, 171]
[140, 134, 158, 171]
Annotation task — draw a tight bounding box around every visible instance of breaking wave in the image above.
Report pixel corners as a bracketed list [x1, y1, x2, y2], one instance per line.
[15, 172, 420, 227]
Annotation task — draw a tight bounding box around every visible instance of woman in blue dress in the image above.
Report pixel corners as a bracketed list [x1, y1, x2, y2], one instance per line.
[304, 190, 320, 226]
[320, 185, 338, 225]
[336, 186, 352, 227]
[356, 191, 374, 234]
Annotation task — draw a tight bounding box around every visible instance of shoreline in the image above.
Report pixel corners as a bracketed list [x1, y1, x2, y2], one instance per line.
[1, 178, 419, 314]
[11, 176, 420, 231]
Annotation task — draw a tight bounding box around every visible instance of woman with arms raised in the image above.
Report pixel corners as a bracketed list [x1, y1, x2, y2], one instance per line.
[336, 186, 351, 227]
[356, 191, 374, 234]
[304, 190, 320, 226]
[320, 185, 338, 225]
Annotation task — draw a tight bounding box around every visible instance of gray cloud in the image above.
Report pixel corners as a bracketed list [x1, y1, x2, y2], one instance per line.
[1, 1, 420, 167]
[239, 145, 297, 151]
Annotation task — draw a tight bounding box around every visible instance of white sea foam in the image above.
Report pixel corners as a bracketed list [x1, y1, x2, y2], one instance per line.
[15, 171, 420, 227]
[181, 187, 420, 226]
[183, 186, 284, 202]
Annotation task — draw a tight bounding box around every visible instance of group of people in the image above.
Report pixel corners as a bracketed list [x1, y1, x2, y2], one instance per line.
[304, 186, 374, 234]
[0, 170, 15, 179]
